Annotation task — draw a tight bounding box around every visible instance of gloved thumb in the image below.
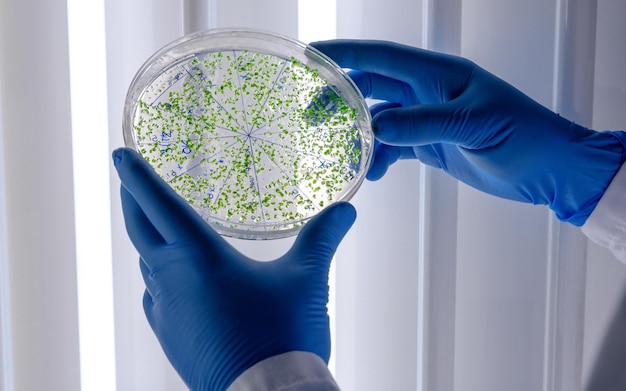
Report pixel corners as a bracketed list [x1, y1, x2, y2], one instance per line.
[373, 103, 468, 147]
[287, 202, 356, 267]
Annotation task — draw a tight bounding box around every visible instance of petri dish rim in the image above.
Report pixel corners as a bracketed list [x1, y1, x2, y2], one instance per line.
[123, 28, 373, 239]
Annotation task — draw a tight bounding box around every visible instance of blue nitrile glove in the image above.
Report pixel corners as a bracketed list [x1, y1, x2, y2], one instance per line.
[112, 147, 356, 391]
[311, 40, 626, 226]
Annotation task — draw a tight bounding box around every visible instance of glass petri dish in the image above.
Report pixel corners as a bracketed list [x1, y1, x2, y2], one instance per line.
[123, 29, 373, 239]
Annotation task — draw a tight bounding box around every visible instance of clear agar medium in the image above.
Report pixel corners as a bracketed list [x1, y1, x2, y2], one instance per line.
[123, 29, 373, 239]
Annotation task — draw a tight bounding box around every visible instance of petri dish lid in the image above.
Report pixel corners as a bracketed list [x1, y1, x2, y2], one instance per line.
[123, 29, 373, 239]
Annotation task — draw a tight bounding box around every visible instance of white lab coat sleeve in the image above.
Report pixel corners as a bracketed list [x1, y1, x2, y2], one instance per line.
[582, 162, 626, 263]
[226, 351, 340, 391]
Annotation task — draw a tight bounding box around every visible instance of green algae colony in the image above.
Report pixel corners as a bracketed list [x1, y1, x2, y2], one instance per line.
[133, 50, 363, 234]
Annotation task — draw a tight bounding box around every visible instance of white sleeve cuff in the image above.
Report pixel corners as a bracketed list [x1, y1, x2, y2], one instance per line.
[227, 351, 340, 391]
[582, 162, 626, 263]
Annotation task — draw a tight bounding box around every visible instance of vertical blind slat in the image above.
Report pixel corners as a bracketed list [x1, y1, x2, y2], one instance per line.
[543, 1, 597, 390]
[417, 2, 462, 390]
[333, 3, 423, 390]
[104, 1, 187, 390]
[0, 0, 81, 390]
[0, 79, 13, 391]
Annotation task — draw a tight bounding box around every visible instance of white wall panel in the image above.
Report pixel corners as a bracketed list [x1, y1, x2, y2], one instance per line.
[457, 1, 556, 390]
[418, 2, 461, 391]
[455, 193, 551, 391]
[333, 167, 421, 391]
[591, 0, 626, 131]
[0, 75, 11, 391]
[461, 0, 557, 107]
[0, 1, 81, 390]
[583, 1, 626, 389]
[332, 2, 423, 390]
[337, 0, 422, 46]
[214, 0, 298, 37]
[104, 1, 187, 390]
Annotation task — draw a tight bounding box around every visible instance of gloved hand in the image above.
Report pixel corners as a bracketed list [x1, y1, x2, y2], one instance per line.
[311, 40, 626, 226]
[112, 147, 356, 391]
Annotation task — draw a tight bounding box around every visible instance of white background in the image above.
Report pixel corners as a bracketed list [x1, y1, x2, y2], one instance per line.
[1, 0, 626, 390]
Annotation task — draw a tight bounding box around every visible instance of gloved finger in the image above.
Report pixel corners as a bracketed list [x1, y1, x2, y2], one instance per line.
[369, 101, 402, 117]
[347, 70, 415, 105]
[366, 142, 400, 181]
[120, 185, 166, 255]
[311, 40, 470, 101]
[142, 289, 156, 330]
[139, 256, 159, 299]
[412, 145, 445, 169]
[112, 147, 221, 245]
[287, 202, 356, 267]
[372, 103, 474, 147]
[366, 142, 418, 181]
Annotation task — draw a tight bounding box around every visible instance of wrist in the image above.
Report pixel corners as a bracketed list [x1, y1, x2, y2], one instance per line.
[582, 160, 626, 261]
[226, 351, 339, 391]
[553, 126, 626, 226]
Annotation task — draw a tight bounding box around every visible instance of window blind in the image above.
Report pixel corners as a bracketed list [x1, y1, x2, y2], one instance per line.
[2, 1, 626, 390]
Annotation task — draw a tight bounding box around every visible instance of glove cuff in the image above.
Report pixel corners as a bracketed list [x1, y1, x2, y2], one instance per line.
[554, 126, 626, 226]
[227, 351, 339, 391]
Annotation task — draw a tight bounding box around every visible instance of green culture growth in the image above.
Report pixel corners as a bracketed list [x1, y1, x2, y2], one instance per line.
[133, 50, 363, 234]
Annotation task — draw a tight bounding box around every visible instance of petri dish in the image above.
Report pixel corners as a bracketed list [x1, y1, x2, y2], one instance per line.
[123, 29, 373, 239]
